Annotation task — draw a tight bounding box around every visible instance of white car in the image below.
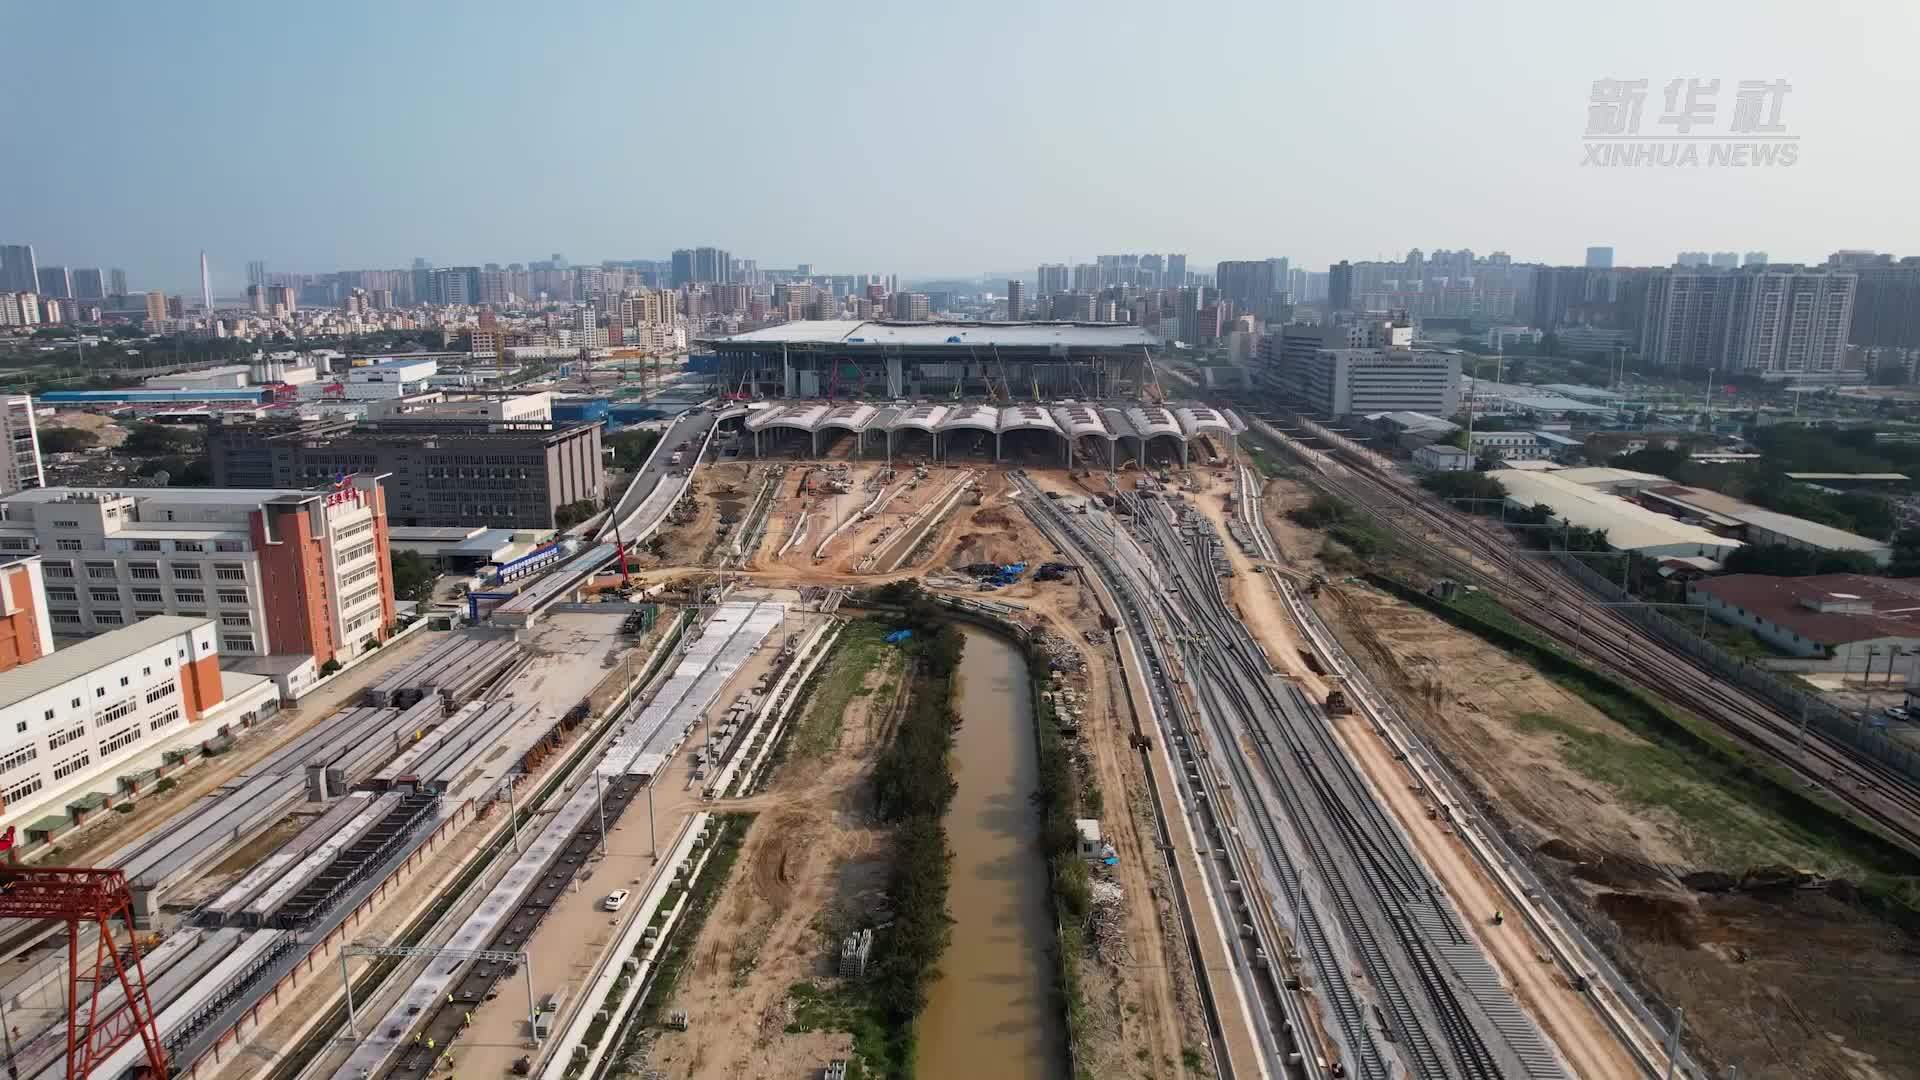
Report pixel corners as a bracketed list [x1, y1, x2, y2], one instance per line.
[604, 889, 630, 912]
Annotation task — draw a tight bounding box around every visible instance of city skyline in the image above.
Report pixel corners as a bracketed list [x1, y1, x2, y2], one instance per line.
[4, 1, 1916, 290]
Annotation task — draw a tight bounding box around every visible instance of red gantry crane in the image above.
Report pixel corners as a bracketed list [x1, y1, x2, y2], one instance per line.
[0, 859, 167, 1079]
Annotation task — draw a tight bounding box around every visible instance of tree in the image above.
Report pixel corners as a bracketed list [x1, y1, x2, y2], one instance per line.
[606, 429, 664, 470]
[553, 499, 600, 530]
[319, 658, 342, 677]
[122, 423, 198, 457]
[1722, 543, 1878, 577]
[37, 428, 99, 454]
[388, 549, 439, 604]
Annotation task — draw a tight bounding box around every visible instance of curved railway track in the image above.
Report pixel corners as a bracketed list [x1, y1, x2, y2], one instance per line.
[1268, 422, 1920, 853]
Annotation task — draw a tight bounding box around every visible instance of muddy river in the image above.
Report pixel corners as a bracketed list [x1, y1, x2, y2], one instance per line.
[917, 624, 1068, 1079]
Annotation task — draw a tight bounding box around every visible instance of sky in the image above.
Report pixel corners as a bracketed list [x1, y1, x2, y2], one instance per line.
[3, 0, 1917, 293]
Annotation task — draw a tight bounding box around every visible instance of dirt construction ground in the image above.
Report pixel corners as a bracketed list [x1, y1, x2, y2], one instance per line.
[651, 470, 1212, 1079]
[1265, 471, 1920, 1080]
[645, 630, 899, 1079]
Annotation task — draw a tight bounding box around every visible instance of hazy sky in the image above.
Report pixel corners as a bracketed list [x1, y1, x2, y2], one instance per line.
[4, 0, 1916, 292]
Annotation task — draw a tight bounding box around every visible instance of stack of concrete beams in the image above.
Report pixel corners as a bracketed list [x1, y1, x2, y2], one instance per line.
[260, 792, 438, 929]
[11, 928, 239, 1080]
[110, 688, 449, 911]
[425, 638, 524, 708]
[83, 930, 292, 1080]
[239, 792, 404, 927]
[366, 701, 489, 790]
[200, 793, 376, 924]
[302, 698, 444, 800]
[411, 700, 538, 792]
[364, 630, 510, 707]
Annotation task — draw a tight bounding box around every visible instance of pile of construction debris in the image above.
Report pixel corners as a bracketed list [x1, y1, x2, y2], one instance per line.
[1032, 631, 1086, 673]
[1087, 878, 1129, 962]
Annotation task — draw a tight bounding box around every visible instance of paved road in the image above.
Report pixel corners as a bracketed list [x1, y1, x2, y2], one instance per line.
[596, 409, 721, 542]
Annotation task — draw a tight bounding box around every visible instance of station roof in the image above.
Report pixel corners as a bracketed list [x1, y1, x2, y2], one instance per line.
[709, 320, 1156, 349]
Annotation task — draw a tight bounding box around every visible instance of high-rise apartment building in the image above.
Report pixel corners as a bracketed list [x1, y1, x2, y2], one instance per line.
[1842, 257, 1920, 349]
[1005, 280, 1025, 321]
[1037, 264, 1070, 295]
[1166, 254, 1188, 288]
[268, 286, 296, 315]
[890, 292, 930, 321]
[1071, 263, 1102, 292]
[1328, 261, 1354, 312]
[670, 249, 694, 287]
[35, 267, 71, 300]
[0, 398, 44, 497]
[477, 270, 510, 307]
[199, 251, 213, 312]
[0, 246, 35, 293]
[1710, 252, 1740, 270]
[246, 260, 268, 287]
[1585, 246, 1614, 269]
[0, 478, 397, 666]
[69, 268, 105, 300]
[1744, 252, 1769, 267]
[1677, 252, 1711, 268]
[689, 247, 732, 284]
[247, 285, 266, 314]
[143, 291, 167, 325]
[1640, 268, 1857, 373]
[109, 269, 127, 297]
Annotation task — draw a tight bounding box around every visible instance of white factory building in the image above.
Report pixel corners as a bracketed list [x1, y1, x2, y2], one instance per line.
[0, 616, 276, 837]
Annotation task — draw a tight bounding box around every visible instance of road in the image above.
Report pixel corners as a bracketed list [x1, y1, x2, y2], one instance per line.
[594, 409, 720, 543]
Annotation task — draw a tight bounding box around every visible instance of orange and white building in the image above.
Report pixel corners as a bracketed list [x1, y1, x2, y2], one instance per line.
[0, 555, 53, 671]
[0, 615, 277, 831]
[0, 476, 397, 676]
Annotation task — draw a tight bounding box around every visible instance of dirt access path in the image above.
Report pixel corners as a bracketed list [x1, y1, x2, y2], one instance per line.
[646, 631, 901, 1079]
[1010, 576, 1211, 1079]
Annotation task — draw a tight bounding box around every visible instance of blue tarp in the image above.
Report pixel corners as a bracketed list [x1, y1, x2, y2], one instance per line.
[885, 629, 914, 644]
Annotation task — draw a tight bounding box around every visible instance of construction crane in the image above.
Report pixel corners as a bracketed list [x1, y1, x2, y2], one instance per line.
[608, 516, 635, 591]
[1139, 346, 1166, 404]
[0, 862, 167, 1080]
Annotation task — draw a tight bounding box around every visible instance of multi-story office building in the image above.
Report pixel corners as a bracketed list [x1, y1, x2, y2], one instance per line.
[1641, 268, 1857, 373]
[1037, 264, 1070, 295]
[0, 245, 35, 293]
[1585, 246, 1614, 269]
[206, 417, 604, 530]
[1005, 280, 1025, 320]
[69, 268, 106, 300]
[1287, 348, 1460, 416]
[0, 478, 397, 666]
[1260, 315, 1454, 416]
[0, 397, 43, 497]
[0, 556, 52, 673]
[35, 267, 70, 300]
[0, 615, 279, 834]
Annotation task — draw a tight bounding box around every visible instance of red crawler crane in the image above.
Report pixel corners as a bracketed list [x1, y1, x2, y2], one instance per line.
[0, 861, 166, 1080]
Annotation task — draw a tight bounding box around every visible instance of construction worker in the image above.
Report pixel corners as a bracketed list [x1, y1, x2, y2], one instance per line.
[1492, 910, 1504, 926]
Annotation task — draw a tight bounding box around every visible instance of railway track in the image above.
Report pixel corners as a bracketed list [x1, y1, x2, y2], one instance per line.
[1134, 496, 1559, 1079]
[1258, 421, 1920, 853]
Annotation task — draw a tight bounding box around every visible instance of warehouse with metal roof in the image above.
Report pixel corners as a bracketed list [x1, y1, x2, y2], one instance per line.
[1494, 469, 1745, 559]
